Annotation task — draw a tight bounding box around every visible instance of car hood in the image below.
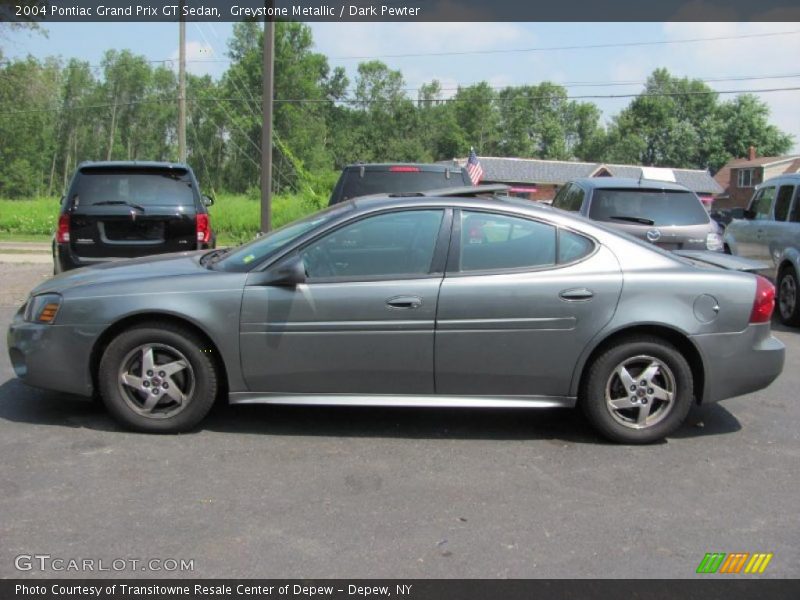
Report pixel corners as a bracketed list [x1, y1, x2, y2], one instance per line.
[32, 251, 209, 295]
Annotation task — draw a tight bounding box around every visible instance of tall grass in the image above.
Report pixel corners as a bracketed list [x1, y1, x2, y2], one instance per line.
[0, 197, 57, 235]
[0, 193, 323, 243]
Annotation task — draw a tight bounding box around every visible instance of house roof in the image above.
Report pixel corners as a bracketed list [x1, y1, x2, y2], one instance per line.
[445, 156, 723, 194]
[713, 154, 800, 193]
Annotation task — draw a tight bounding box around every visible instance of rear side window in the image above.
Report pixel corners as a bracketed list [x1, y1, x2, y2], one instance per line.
[338, 168, 465, 201]
[750, 187, 775, 220]
[588, 189, 709, 226]
[459, 211, 556, 272]
[71, 169, 195, 208]
[558, 229, 594, 263]
[774, 185, 795, 221]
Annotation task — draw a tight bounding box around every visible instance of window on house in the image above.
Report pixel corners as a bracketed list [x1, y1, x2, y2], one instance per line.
[737, 169, 754, 188]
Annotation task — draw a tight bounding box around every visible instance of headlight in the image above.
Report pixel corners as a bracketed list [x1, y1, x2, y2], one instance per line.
[706, 232, 724, 252]
[23, 293, 62, 324]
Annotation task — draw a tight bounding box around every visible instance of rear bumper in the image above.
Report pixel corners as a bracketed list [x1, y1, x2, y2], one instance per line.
[55, 240, 214, 272]
[692, 323, 785, 404]
[6, 306, 103, 397]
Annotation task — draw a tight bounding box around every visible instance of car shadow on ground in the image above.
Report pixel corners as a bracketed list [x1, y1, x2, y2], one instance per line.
[0, 378, 742, 444]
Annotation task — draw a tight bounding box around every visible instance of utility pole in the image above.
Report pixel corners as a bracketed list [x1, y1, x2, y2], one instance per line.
[178, 3, 186, 163]
[260, 13, 275, 233]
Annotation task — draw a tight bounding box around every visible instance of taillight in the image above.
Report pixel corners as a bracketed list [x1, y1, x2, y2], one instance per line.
[389, 166, 420, 172]
[750, 275, 775, 323]
[196, 213, 210, 244]
[56, 214, 70, 243]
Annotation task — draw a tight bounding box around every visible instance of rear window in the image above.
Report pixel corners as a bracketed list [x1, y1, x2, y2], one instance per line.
[71, 168, 195, 208]
[338, 168, 466, 201]
[588, 188, 709, 226]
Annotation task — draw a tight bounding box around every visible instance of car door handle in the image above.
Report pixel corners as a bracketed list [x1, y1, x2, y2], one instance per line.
[559, 288, 594, 301]
[386, 296, 423, 309]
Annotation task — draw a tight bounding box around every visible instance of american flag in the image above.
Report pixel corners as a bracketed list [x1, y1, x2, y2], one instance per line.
[465, 148, 484, 186]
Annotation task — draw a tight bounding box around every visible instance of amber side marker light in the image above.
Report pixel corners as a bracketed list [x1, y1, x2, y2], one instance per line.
[37, 303, 60, 323]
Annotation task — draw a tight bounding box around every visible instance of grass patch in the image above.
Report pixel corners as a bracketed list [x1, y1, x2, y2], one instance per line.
[0, 193, 323, 244]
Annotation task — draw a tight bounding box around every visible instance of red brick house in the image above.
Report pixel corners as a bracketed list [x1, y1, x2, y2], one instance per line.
[713, 147, 800, 209]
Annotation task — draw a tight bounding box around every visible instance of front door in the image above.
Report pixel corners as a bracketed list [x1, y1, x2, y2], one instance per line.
[240, 209, 448, 394]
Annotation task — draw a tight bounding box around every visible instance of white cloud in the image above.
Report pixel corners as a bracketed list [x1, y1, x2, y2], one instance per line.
[169, 41, 217, 77]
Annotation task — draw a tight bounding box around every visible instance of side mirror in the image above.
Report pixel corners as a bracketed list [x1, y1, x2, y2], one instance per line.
[743, 209, 756, 220]
[264, 254, 307, 286]
[202, 194, 215, 207]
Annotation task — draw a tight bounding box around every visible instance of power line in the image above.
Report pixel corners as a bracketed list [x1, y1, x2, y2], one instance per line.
[324, 29, 800, 60]
[1, 85, 799, 117]
[4, 28, 800, 72]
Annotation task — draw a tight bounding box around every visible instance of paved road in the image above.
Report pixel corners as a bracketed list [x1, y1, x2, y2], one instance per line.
[1, 263, 798, 579]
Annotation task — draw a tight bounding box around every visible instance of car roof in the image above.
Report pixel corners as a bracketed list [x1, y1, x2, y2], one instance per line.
[570, 177, 692, 192]
[343, 162, 464, 172]
[762, 173, 800, 184]
[77, 160, 192, 171]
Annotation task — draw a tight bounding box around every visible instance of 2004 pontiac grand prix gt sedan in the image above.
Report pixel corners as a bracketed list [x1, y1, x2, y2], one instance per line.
[7, 195, 785, 443]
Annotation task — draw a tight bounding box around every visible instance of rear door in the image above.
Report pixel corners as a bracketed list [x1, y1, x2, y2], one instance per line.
[67, 167, 198, 260]
[435, 210, 622, 397]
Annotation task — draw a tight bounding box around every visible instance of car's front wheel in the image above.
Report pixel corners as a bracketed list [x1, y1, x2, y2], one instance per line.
[581, 336, 694, 444]
[98, 323, 218, 433]
[777, 266, 800, 326]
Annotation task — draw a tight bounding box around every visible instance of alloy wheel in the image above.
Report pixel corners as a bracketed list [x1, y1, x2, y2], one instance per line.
[605, 355, 676, 429]
[117, 343, 195, 419]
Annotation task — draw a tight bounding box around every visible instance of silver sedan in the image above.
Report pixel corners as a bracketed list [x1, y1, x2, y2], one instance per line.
[7, 196, 785, 443]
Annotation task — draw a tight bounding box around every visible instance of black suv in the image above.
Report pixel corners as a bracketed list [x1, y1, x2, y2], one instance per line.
[54, 161, 215, 272]
[328, 163, 472, 206]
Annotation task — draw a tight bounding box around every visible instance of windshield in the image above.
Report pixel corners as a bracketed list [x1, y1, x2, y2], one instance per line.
[589, 189, 710, 226]
[72, 168, 195, 208]
[217, 203, 353, 272]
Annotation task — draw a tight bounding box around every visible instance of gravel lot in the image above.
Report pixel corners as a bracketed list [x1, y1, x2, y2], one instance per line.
[1, 262, 798, 578]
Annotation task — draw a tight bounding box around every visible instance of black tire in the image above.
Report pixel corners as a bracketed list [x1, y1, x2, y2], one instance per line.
[98, 323, 218, 433]
[580, 336, 694, 444]
[777, 266, 800, 327]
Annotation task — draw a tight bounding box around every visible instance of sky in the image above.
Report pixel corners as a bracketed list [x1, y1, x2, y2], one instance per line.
[4, 21, 800, 155]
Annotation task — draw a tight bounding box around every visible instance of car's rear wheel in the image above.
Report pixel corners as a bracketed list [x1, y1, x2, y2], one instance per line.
[581, 337, 694, 444]
[777, 267, 800, 326]
[98, 323, 217, 433]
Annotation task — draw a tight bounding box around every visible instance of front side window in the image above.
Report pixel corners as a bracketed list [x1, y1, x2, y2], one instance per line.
[459, 211, 556, 272]
[737, 169, 754, 188]
[750, 187, 776, 220]
[301, 210, 444, 279]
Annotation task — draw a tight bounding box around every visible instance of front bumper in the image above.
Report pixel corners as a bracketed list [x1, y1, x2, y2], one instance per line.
[692, 323, 785, 404]
[7, 306, 104, 397]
